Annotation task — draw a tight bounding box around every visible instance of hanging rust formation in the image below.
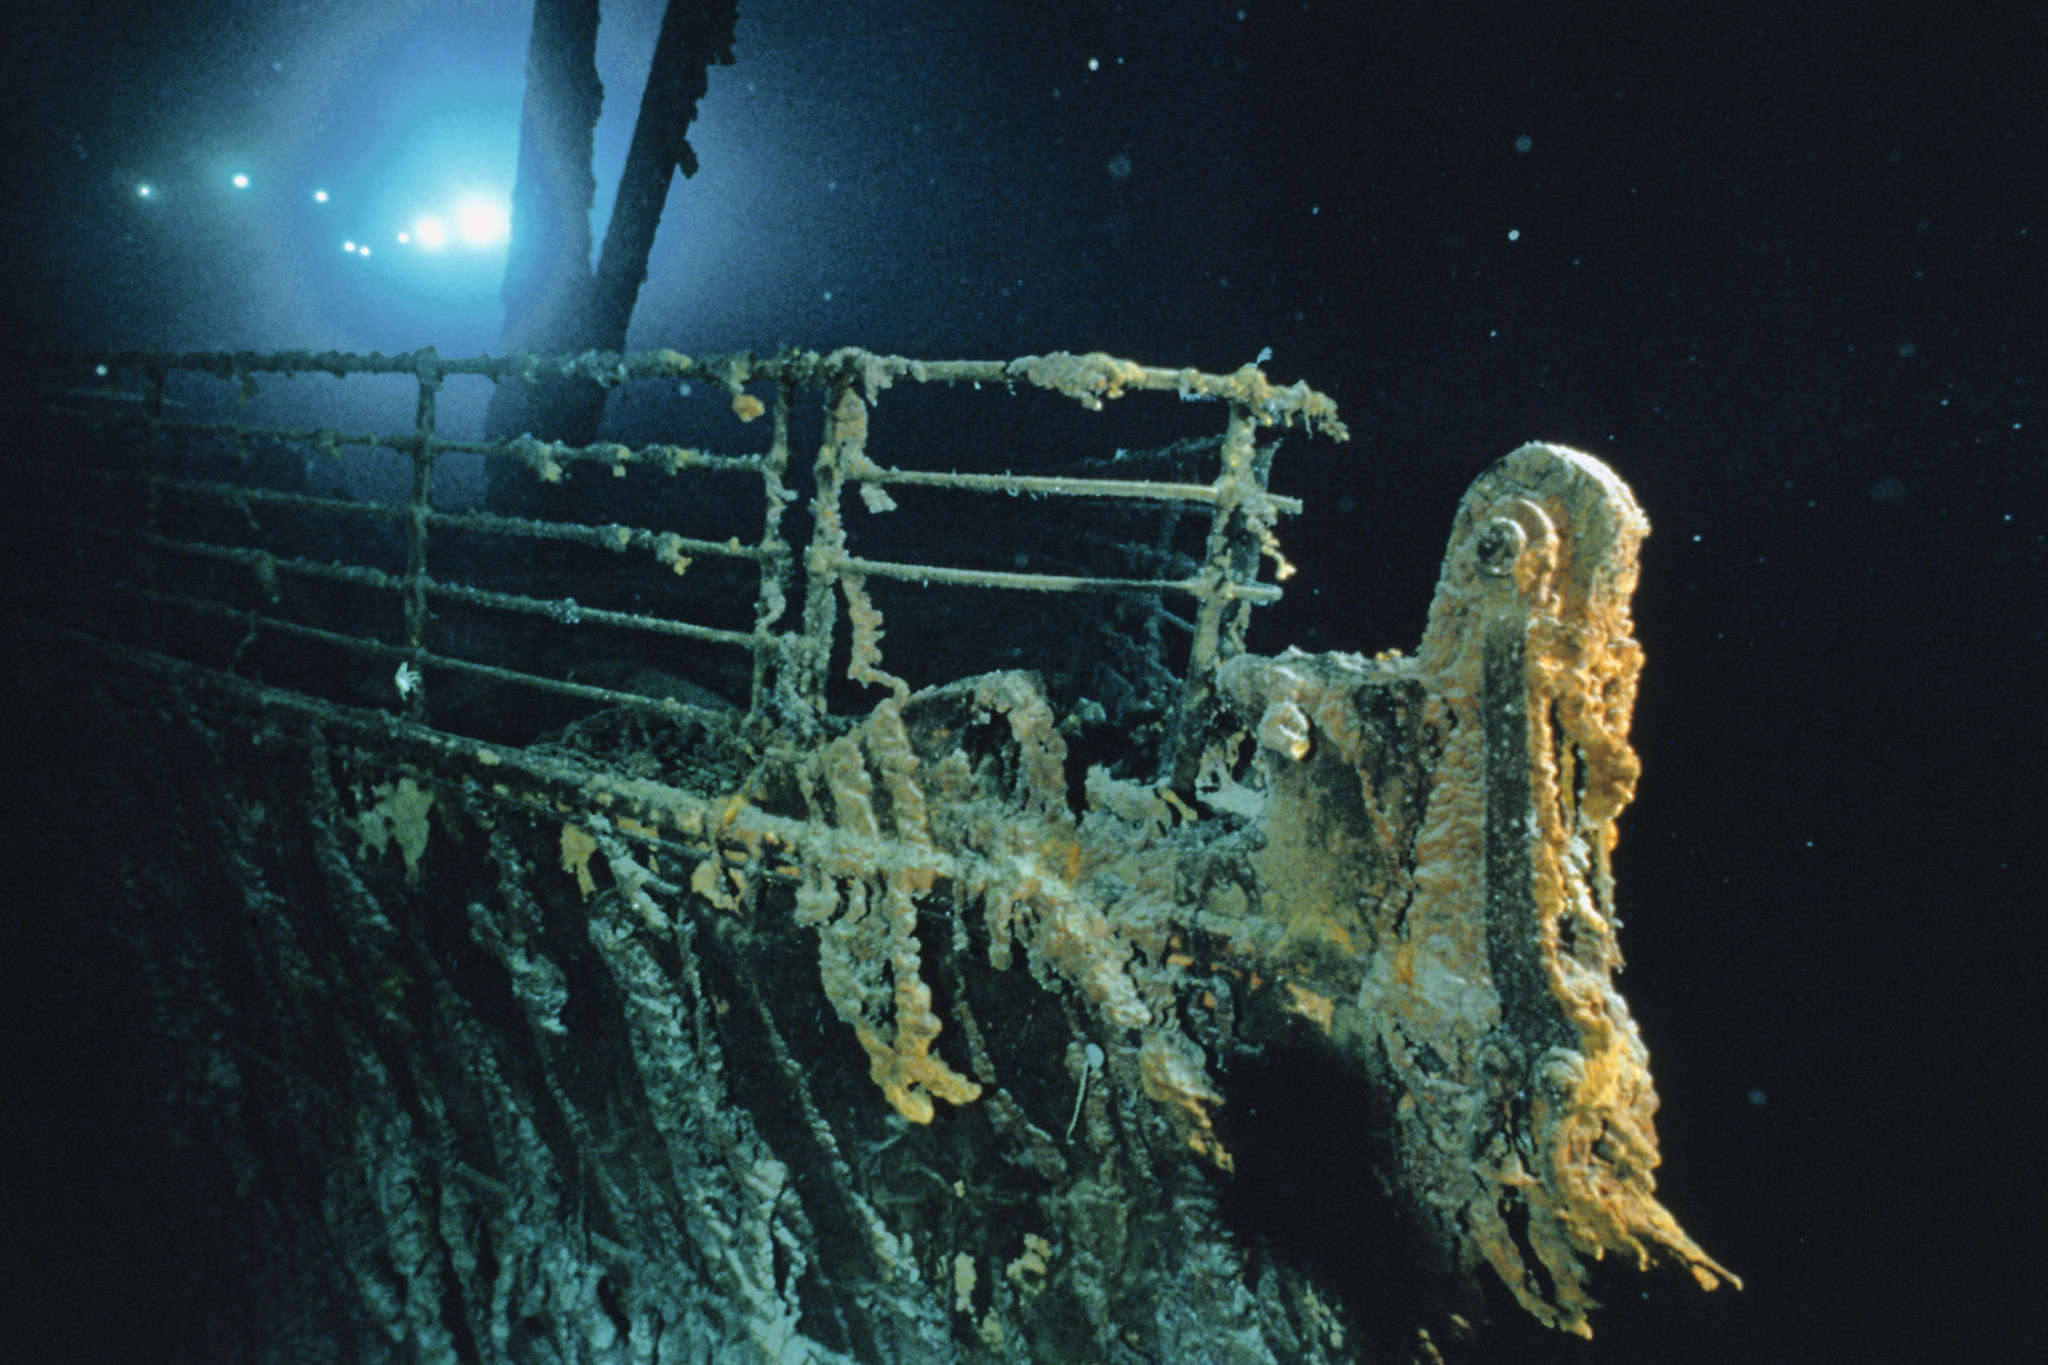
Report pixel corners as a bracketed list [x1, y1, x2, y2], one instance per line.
[1210, 447, 1737, 1334]
[1, 344, 1731, 1362]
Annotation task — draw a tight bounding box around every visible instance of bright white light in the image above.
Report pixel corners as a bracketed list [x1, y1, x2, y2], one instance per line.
[313, 189, 329, 203]
[232, 173, 250, 189]
[455, 195, 509, 247]
[343, 240, 358, 253]
[137, 184, 152, 198]
[414, 216, 448, 249]
[396, 231, 411, 244]
[358, 244, 372, 257]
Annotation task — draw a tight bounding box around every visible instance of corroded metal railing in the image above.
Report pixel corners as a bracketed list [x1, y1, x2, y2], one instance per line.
[5, 344, 1746, 1348]
[1, 345, 1347, 748]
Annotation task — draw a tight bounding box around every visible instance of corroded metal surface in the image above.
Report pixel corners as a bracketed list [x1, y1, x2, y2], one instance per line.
[6, 340, 1729, 1361]
[1215, 446, 1734, 1334]
[2, 345, 1339, 737]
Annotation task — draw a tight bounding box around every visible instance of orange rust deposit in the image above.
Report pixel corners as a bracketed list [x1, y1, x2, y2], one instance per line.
[17, 339, 1742, 1357]
[759, 442, 1731, 1335]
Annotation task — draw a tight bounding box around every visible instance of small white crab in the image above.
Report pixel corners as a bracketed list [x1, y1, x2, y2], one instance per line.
[394, 661, 422, 700]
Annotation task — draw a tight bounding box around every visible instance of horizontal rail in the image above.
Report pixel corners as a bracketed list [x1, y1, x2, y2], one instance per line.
[420, 579, 756, 649]
[21, 421, 1278, 518]
[424, 508, 769, 563]
[845, 460, 1306, 515]
[108, 585, 737, 721]
[7, 614, 933, 885]
[56, 519, 760, 650]
[48, 458, 412, 523]
[12, 410, 772, 479]
[827, 553, 1284, 603]
[9, 345, 1348, 438]
[27, 456, 769, 565]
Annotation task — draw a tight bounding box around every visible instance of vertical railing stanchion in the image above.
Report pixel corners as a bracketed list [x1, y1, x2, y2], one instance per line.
[749, 376, 797, 725]
[402, 349, 442, 723]
[795, 374, 860, 726]
[1171, 402, 1264, 786]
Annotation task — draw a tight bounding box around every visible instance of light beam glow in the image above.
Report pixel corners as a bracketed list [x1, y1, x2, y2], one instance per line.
[455, 195, 509, 247]
[184, 11, 531, 354]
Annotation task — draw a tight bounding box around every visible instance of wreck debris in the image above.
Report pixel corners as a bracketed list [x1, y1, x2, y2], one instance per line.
[4, 340, 1733, 1361]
